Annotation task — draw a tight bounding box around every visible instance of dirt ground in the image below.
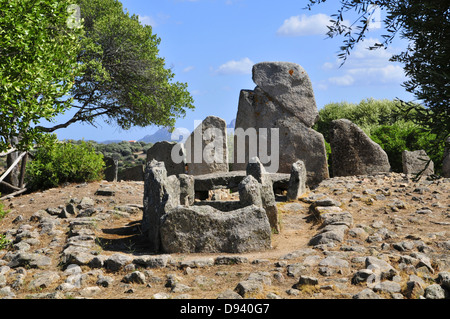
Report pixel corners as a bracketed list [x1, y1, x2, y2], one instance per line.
[0, 173, 449, 299]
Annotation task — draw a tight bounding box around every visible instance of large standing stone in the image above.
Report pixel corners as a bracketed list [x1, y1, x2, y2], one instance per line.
[185, 116, 229, 175]
[402, 150, 434, 176]
[442, 137, 450, 178]
[142, 160, 180, 252]
[146, 141, 186, 176]
[233, 62, 329, 187]
[252, 62, 319, 127]
[159, 205, 271, 253]
[330, 119, 391, 176]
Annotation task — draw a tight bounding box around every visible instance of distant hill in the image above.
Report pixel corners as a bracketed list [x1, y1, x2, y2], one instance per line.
[138, 128, 173, 144]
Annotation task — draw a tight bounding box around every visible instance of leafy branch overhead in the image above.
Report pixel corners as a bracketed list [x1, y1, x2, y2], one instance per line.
[0, 0, 194, 152]
[0, 0, 84, 152]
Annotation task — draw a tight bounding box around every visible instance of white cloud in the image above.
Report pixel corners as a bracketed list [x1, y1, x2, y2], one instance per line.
[277, 13, 333, 37]
[323, 38, 406, 87]
[183, 66, 195, 73]
[215, 57, 254, 75]
[139, 15, 157, 27]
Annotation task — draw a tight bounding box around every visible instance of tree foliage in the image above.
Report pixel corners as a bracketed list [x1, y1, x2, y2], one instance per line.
[36, 0, 195, 133]
[306, 0, 450, 145]
[0, 0, 83, 152]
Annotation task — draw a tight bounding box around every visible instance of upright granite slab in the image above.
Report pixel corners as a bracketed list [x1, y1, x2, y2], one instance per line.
[330, 119, 391, 176]
[146, 141, 186, 176]
[185, 116, 229, 175]
[142, 160, 180, 252]
[233, 62, 329, 187]
[402, 150, 434, 176]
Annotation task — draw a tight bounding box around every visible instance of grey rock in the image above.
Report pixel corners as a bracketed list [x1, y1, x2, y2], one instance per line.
[28, 271, 60, 290]
[245, 157, 279, 231]
[61, 246, 96, 266]
[436, 272, 450, 290]
[214, 256, 249, 265]
[104, 253, 133, 272]
[64, 264, 82, 276]
[146, 141, 186, 176]
[8, 252, 51, 269]
[233, 78, 329, 186]
[330, 119, 390, 176]
[0, 286, 16, 298]
[97, 275, 114, 287]
[287, 160, 307, 201]
[295, 275, 319, 287]
[79, 286, 101, 297]
[365, 256, 395, 274]
[171, 283, 192, 293]
[179, 258, 214, 268]
[217, 289, 243, 299]
[287, 263, 307, 277]
[234, 280, 263, 298]
[160, 205, 271, 253]
[424, 284, 447, 299]
[373, 281, 401, 294]
[185, 116, 228, 175]
[402, 150, 434, 176]
[178, 174, 195, 206]
[142, 160, 180, 252]
[252, 62, 319, 128]
[318, 256, 349, 269]
[122, 271, 146, 284]
[238, 175, 263, 207]
[152, 292, 171, 299]
[320, 211, 353, 227]
[309, 230, 344, 246]
[352, 269, 375, 285]
[405, 280, 424, 299]
[353, 288, 382, 299]
[94, 186, 115, 196]
[133, 255, 172, 268]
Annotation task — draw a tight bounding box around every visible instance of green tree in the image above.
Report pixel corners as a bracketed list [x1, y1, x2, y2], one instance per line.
[35, 0, 194, 133]
[0, 0, 84, 152]
[306, 0, 449, 147]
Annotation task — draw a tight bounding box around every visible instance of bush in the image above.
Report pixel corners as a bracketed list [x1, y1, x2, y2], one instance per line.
[26, 134, 105, 191]
[371, 122, 444, 173]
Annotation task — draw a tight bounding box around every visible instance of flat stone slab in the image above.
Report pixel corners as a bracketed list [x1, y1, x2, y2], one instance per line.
[194, 171, 290, 191]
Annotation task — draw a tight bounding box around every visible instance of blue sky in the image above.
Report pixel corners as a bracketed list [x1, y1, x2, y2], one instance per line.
[51, 0, 414, 142]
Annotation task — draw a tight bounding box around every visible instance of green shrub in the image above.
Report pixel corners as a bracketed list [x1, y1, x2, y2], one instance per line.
[26, 134, 105, 191]
[371, 122, 444, 173]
